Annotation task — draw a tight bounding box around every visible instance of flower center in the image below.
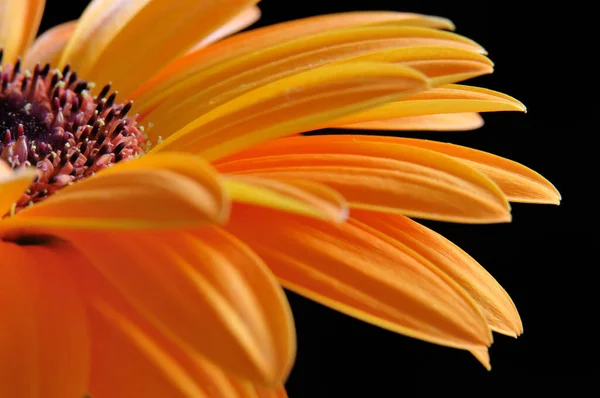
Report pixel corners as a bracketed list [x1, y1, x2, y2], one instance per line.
[0, 50, 147, 213]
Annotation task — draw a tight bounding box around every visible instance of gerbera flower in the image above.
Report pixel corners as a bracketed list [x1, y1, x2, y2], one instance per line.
[0, 1, 559, 396]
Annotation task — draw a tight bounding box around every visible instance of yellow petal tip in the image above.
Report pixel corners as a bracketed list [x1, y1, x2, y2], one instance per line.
[470, 348, 492, 371]
[424, 15, 456, 31]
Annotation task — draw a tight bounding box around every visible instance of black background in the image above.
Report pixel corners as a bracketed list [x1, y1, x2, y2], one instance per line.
[39, 0, 582, 395]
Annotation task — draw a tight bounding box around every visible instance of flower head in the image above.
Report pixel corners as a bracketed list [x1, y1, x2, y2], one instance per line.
[0, 1, 559, 396]
[0, 56, 146, 210]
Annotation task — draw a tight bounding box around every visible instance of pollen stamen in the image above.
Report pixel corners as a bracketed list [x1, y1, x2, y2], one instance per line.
[0, 49, 146, 213]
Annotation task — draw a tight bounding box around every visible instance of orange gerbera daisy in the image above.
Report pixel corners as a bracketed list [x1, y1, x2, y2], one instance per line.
[0, 1, 559, 397]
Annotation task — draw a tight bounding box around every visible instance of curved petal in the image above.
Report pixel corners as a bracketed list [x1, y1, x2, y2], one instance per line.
[350, 210, 523, 336]
[64, 228, 295, 386]
[88, 301, 216, 398]
[341, 112, 485, 131]
[87, 281, 289, 398]
[58, 0, 147, 69]
[332, 84, 526, 127]
[89, 307, 286, 397]
[254, 386, 288, 398]
[3, 152, 228, 231]
[0, 0, 45, 62]
[339, 136, 560, 204]
[191, 228, 296, 384]
[188, 5, 261, 51]
[0, 242, 90, 397]
[470, 348, 491, 371]
[62, 248, 270, 398]
[226, 205, 492, 352]
[136, 28, 488, 134]
[23, 21, 77, 69]
[60, 0, 257, 97]
[217, 137, 511, 224]
[132, 11, 461, 103]
[224, 175, 348, 222]
[335, 47, 494, 86]
[153, 62, 429, 160]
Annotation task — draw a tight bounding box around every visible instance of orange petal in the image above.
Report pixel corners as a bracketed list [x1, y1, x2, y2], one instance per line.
[254, 385, 289, 398]
[87, 286, 289, 397]
[65, 228, 295, 386]
[4, 152, 228, 231]
[191, 228, 296, 384]
[153, 62, 429, 160]
[333, 84, 525, 127]
[58, 0, 145, 70]
[88, 301, 219, 397]
[23, 21, 77, 69]
[137, 27, 485, 133]
[226, 205, 492, 352]
[64, 248, 267, 398]
[217, 136, 511, 224]
[186, 11, 460, 66]
[336, 47, 494, 86]
[470, 348, 491, 370]
[188, 5, 261, 51]
[313, 135, 561, 204]
[224, 175, 348, 222]
[392, 137, 560, 203]
[60, 0, 257, 98]
[0, 162, 37, 218]
[0, 0, 45, 62]
[132, 11, 460, 103]
[99, 151, 229, 217]
[351, 210, 523, 337]
[0, 242, 90, 397]
[341, 112, 484, 131]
